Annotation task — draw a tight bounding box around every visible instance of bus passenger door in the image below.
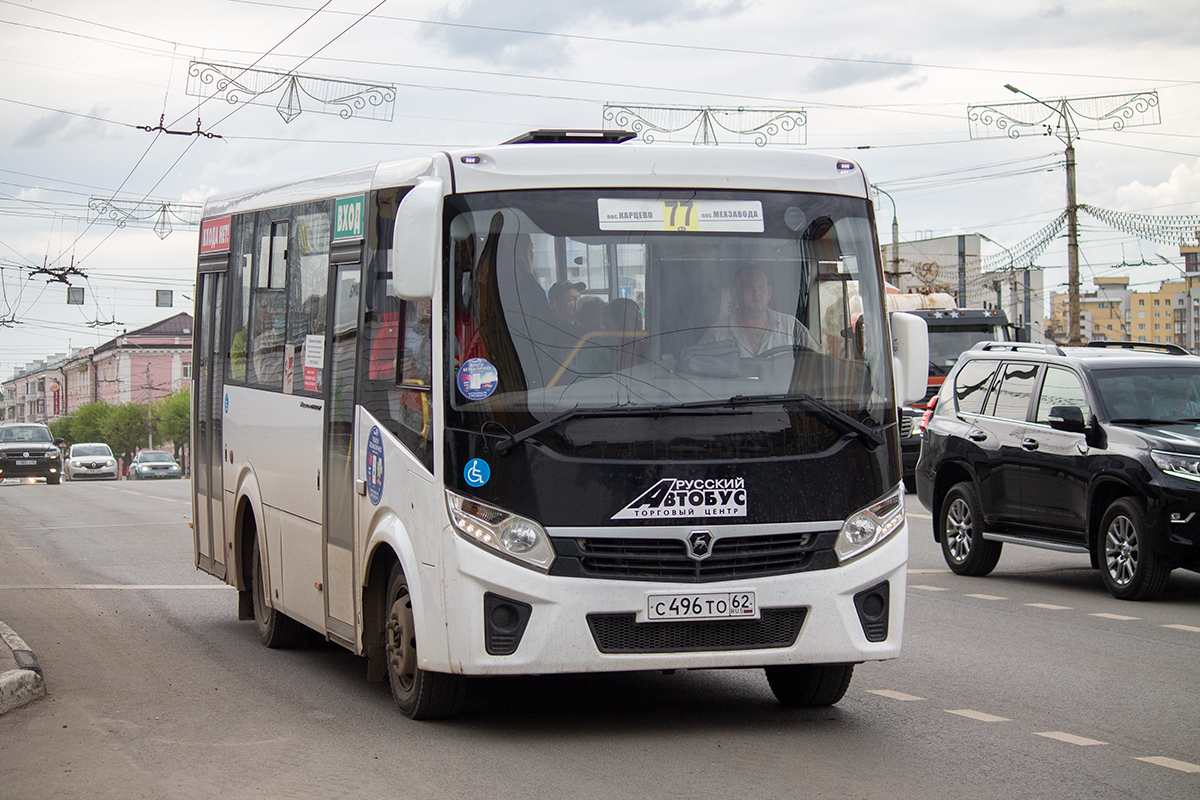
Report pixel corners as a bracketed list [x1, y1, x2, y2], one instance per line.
[193, 270, 228, 579]
[322, 261, 360, 644]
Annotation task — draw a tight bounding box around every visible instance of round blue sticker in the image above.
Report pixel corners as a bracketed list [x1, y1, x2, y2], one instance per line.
[365, 426, 385, 506]
[464, 458, 490, 488]
[457, 358, 499, 401]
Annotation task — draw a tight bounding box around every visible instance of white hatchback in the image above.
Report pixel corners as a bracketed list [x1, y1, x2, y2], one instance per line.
[65, 443, 118, 481]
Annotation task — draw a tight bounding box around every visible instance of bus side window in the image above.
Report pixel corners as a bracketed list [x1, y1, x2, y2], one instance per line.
[393, 299, 433, 468]
[367, 298, 400, 380]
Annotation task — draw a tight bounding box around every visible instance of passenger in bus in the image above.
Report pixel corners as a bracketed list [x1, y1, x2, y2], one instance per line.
[576, 294, 606, 334]
[603, 297, 648, 371]
[700, 264, 820, 357]
[548, 280, 586, 336]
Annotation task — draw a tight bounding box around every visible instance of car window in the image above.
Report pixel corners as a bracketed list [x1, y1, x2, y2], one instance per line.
[1094, 365, 1200, 422]
[953, 360, 1000, 415]
[983, 362, 1039, 421]
[1035, 367, 1090, 424]
[72, 444, 113, 457]
[0, 426, 52, 444]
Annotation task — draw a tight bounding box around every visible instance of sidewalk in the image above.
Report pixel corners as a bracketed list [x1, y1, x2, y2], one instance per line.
[0, 620, 45, 715]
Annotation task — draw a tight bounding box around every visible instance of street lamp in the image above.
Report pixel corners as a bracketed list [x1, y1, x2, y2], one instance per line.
[872, 185, 901, 286]
[1004, 83, 1082, 346]
[979, 233, 1018, 336]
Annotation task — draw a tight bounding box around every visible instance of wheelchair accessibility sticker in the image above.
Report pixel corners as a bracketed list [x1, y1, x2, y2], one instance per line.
[464, 458, 490, 488]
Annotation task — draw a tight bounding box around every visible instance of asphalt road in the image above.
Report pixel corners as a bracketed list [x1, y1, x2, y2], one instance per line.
[1, 479, 1198, 799]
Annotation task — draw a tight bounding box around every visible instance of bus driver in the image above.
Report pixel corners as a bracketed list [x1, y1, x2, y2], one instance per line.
[700, 264, 821, 357]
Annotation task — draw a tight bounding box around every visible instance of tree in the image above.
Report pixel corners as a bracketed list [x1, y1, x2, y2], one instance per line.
[153, 388, 190, 460]
[102, 403, 149, 465]
[50, 402, 113, 448]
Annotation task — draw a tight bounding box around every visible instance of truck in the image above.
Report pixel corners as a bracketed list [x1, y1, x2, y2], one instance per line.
[887, 292, 1010, 491]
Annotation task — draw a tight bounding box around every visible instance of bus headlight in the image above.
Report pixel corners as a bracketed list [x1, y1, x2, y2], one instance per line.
[446, 490, 555, 572]
[835, 486, 905, 563]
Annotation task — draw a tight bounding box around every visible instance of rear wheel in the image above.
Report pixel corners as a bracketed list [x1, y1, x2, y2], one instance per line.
[251, 539, 306, 648]
[385, 563, 465, 719]
[765, 664, 854, 707]
[939, 482, 1001, 576]
[1098, 498, 1170, 601]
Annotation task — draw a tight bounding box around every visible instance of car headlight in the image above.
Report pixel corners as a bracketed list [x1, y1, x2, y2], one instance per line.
[71, 460, 82, 467]
[835, 485, 906, 563]
[446, 490, 555, 571]
[1152, 450, 1200, 483]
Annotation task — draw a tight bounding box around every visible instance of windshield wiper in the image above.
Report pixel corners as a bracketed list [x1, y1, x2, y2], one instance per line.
[495, 404, 685, 455]
[691, 393, 884, 449]
[494, 394, 883, 455]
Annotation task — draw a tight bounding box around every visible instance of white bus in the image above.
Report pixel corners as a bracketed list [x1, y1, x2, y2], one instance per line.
[192, 130, 928, 719]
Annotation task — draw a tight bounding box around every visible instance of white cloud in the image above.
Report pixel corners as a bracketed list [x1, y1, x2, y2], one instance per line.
[1114, 158, 1200, 214]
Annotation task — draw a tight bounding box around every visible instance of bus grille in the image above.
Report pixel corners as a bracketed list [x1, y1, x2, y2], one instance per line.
[587, 607, 806, 654]
[550, 531, 839, 583]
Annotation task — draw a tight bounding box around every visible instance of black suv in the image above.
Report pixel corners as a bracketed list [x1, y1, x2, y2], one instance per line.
[916, 341, 1200, 600]
[0, 422, 65, 484]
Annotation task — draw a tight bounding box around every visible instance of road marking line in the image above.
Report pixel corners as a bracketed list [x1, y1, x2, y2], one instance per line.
[866, 689, 924, 701]
[945, 709, 1011, 723]
[1162, 624, 1200, 633]
[1025, 603, 1072, 610]
[1090, 613, 1140, 621]
[910, 585, 949, 592]
[1135, 756, 1200, 774]
[965, 593, 1008, 600]
[1034, 731, 1107, 746]
[0, 584, 233, 591]
[908, 568, 952, 574]
[906, 512, 932, 519]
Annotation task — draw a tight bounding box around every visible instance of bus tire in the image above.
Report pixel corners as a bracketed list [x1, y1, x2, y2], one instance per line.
[385, 562, 465, 720]
[765, 663, 854, 707]
[252, 539, 306, 648]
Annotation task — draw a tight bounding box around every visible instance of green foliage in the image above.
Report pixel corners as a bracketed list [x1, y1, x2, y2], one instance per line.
[153, 388, 190, 455]
[50, 402, 113, 448]
[68, 402, 113, 446]
[102, 403, 150, 457]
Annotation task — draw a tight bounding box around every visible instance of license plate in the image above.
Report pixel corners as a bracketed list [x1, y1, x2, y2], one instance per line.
[15, 460, 35, 466]
[646, 591, 758, 621]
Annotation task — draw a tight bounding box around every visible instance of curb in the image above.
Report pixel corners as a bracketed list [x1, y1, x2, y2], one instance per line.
[0, 620, 45, 715]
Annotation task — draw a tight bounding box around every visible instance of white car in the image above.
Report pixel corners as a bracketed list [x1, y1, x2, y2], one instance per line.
[64, 442, 118, 481]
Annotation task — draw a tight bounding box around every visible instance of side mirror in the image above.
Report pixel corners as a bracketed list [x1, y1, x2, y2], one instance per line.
[890, 311, 929, 406]
[55, 437, 65, 447]
[1048, 405, 1087, 433]
[392, 177, 444, 300]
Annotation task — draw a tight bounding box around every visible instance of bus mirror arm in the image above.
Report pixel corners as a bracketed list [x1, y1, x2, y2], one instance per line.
[891, 312, 929, 406]
[392, 177, 444, 300]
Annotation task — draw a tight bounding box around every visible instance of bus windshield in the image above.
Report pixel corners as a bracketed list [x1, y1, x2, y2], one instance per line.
[446, 189, 892, 445]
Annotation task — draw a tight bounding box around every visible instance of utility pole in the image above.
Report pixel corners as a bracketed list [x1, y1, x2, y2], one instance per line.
[967, 85, 1160, 346]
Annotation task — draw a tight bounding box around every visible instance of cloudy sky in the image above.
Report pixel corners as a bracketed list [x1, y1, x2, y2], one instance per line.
[2, 0, 1199, 381]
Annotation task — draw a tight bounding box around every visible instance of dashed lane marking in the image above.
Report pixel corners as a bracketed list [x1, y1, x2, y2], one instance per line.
[907, 568, 952, 574]
[907, 512, 932, 519]
[865, 689, 924, 701]
[0, 584, 233, 590]
[965, 593, 1008, 600]
[1161, 624, 1200, 633]
[1091, 613, 1140, 621]
[945, 709, 1011, 723]
[1135, 757, 1200, 774]
[1034, 731, 1107, 746]
[910, 585, 949, 592]
[1025, 603, 1072, 610]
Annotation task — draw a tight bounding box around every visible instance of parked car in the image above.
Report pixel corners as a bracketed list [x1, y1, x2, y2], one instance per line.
[64, 442, 119, 481]
[127, 450, 183, 479]
[916, 341, 1200, 601]
[0, 422, 65, 484]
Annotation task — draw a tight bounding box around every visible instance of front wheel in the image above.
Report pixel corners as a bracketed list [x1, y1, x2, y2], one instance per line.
[1097, 498, 1170, 601]
[385, 563, 465, 720]
[765, 663, 854, 707]
[939, 482, 1001, 576]
[252, 539, 306, 648]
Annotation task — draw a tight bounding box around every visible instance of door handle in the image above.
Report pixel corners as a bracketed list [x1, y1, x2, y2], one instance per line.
[1022, 438, 1039, 451]
[968, 431, 987, 442]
